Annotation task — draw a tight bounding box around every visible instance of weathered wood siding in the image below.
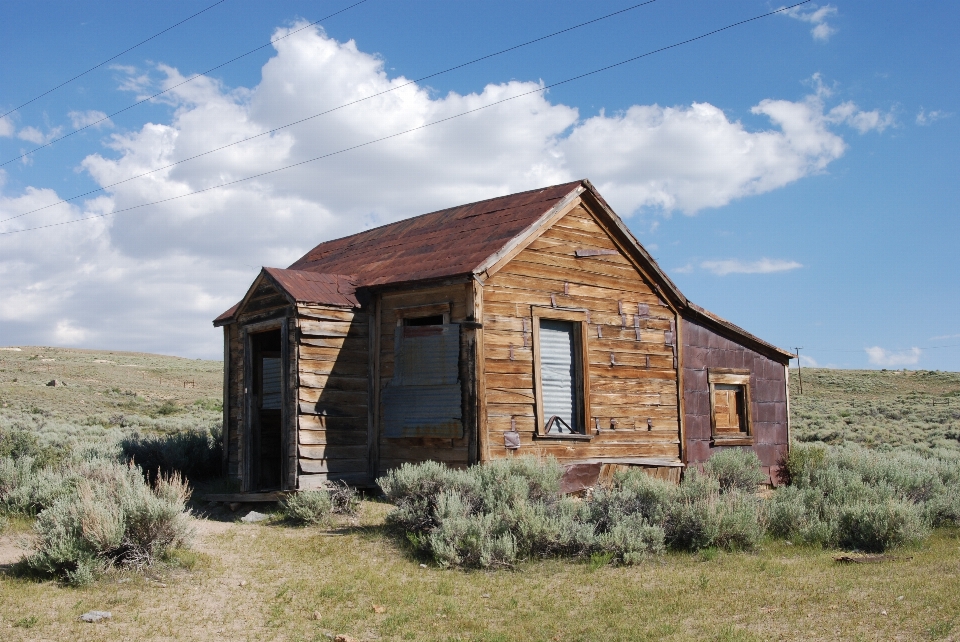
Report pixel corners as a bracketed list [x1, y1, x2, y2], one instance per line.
[225, 323, 242, 478]
[481, 200, 682, 463]
[224, 277, 294, 480]
[297, 304, 369, 487]
[681, 317, 789, 481]
[377, 283, 472, 474]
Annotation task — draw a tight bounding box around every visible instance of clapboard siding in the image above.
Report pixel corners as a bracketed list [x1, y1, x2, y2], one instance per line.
[481, 202, 683, 464]
[296, 303, 370, 487]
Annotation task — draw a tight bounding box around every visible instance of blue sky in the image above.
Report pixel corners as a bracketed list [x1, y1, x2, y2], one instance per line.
[0, 0, 957, 369]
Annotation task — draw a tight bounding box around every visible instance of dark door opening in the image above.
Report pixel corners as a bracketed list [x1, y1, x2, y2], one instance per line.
[252, 329, 283, 491]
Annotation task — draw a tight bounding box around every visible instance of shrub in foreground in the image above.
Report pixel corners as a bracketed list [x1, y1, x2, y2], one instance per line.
[282, 490, 333, 526]
[768, 443, 944, 551]
[282, 482, 362, 526]
[27, 461, 193, 585]
[379, 454, 765, 568]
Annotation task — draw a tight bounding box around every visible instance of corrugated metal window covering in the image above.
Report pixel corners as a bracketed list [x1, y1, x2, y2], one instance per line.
[539, 320, 579, 434]
[261, 357, 282, 409]
[383, 324, 462, 438]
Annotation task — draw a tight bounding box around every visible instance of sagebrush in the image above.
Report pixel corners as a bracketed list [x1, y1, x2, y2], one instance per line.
[27, 460, 194, 585]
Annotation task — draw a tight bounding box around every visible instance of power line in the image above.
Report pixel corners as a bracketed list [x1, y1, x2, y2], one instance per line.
[0, 1, 812, 238]
[1, 0, 661, 225]
[0, 0, 229, 121]
[794, 344, 960, 353]
[0, 0, 369, 168]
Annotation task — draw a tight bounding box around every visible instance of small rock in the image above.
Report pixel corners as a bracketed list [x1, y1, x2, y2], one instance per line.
[481, 594, 490, 599]
[334, 635, 356, 642]
[46, 379, 66, 387]
[372, 604, 386, 614]
[79, 611, 111, 623]
[239, 580, 247, 587]
[419, 563, 427, 569]
[312, 611, 322, 620]
[154, 582, 167, 588]
[881, 610, 888, 616]
[897, 595, 904, 601]
[241, 510, 268, 523]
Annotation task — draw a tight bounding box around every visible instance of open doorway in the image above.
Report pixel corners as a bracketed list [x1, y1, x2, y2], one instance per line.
[251, 329, 283, 491]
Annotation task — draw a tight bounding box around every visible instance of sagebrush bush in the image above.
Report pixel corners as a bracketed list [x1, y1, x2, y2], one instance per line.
[0, 455, 73, 516]
[282, 490, 333, 526]
[379, 454, 766, 568]
[120, 425, 222, 483]
[768, 443, 951, 551]
[0, 427, 64, 469]
[704, 448, 767, 493]
[28, 460, 193, 584]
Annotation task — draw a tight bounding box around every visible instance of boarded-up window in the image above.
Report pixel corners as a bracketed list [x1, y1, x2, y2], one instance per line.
[713, 385, 746, 434]
[261, 357, 282, 410]
[708, 370, 752, 443]
[382, 324, 462, 438]
[538, 319, 583, 435]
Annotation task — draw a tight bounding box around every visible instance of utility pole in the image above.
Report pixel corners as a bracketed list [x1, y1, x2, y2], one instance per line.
[794, 348, 804, 395]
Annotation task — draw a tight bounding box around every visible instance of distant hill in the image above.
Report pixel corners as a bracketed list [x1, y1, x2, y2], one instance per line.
[3, 346, 958, 455]
[0, 346, 222, 446]
[789, 368, 960, 454]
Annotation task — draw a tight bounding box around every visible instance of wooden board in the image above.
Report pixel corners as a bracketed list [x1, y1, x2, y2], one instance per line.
[480, 200, 682, 464]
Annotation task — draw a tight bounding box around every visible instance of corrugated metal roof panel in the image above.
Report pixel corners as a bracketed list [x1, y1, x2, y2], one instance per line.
[264, 268, 359, 308]
[288, 181, 584, 286]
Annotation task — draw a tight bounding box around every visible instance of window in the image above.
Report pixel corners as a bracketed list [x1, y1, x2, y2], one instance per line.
[404, 315, 444, 327]
[260, 356, 282, 409]
[708, 369, 752, 445]
[382, 302, 462, 439]
[532, 307, 591, 439]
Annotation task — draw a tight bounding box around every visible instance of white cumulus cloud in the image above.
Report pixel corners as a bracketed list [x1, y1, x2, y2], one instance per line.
[782, 4, 838, 41]
[0, 116, 14, 138]
[865, 346, 922, 367]
[700, 258, 803, 276]
[0, 23, 880, 356]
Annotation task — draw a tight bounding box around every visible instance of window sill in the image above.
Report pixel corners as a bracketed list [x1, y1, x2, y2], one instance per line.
[535, 433, 594, 442]
[711, 436, 754, 447]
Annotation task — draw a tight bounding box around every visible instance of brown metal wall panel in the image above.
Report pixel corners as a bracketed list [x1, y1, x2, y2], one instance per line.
[681, 316, 789, 476]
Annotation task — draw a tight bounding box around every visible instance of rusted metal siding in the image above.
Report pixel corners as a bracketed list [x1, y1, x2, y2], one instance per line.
[681, 317, 789, 482]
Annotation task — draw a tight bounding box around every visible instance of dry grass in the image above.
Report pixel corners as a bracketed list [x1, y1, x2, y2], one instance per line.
[790, 368, 960, 454]
[0, 346, 222, 449]
[1, 501, 958, 641]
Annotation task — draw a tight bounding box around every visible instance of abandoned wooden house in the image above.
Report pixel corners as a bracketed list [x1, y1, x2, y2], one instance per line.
[213, 179, 794, 495]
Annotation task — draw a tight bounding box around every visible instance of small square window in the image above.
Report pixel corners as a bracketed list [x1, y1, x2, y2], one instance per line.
[708, 369, 752, 445]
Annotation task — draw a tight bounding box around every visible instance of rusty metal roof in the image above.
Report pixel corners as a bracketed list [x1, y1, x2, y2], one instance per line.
[263, 268, 359, 308]
[287, 181, 584, 286]
[211, 180, 793, 361]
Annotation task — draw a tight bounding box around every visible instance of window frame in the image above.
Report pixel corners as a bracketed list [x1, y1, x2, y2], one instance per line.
[707, 368, 753, 446]
[395, 302, 451, 326]
[531, 306, 593, 441]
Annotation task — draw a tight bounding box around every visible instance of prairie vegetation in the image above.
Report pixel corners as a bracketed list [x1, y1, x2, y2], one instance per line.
[790, 367, 960, 453]
[1, 349, 959, 639]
